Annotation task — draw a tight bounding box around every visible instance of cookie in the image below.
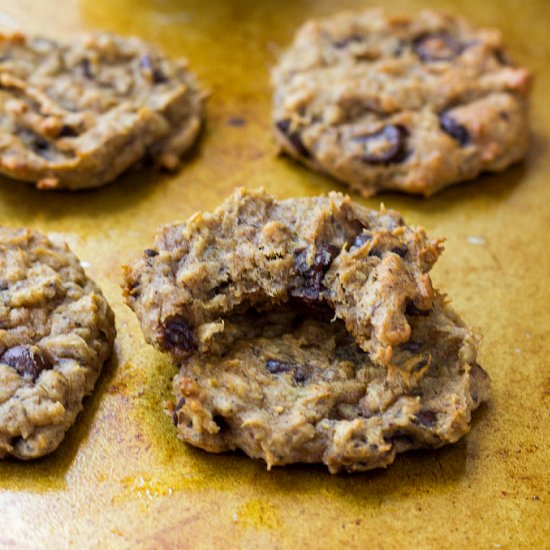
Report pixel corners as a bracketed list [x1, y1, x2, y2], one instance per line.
[0, 32, 204, 190]
[123, 189, 489, 472]
[123, 188, 443, 372]
[0, 228, 116, 459]
[169, 297, 489, 473]
[272, 10, 532, 197]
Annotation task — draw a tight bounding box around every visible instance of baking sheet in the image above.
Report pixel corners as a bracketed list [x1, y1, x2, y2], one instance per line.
[0, 0, 548, 548]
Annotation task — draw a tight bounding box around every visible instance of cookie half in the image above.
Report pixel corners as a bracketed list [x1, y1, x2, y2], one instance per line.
[272, 10, 531, 196]
[169, 298, 488, 473]
[0, 32, 204, 190]
[123, 188, 443, 371]
[0, 228, 116, 459]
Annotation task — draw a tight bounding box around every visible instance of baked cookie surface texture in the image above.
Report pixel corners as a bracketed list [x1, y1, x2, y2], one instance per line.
[0, 32, 204, 190]
[123, 189, 489, 473]
[0, 228, 116, 459]
[272, 10, 531, 197]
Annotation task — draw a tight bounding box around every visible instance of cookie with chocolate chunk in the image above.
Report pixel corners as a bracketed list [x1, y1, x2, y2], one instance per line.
[123, 188, 489, 472]
[0, 228, 115, 459]
[0, 32, 204, 190]
[272, 10, 531, 197]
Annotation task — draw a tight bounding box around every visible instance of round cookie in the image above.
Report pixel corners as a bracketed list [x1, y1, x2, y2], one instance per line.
[169, 298, 489, 473]
[0, 32, 205, 190]
[123, 188, 443, 372]
[0, 228, 116, 459]
[272, 10, 532, 197]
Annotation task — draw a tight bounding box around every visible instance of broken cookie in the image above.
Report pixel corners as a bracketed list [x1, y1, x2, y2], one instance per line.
[123, 188, 489, 472]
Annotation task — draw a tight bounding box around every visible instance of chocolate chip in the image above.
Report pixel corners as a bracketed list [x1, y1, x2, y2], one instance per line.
[18, 127, 55, 159]
[401, 341, 423, 353]
[175, 397, 186, 411]
[405, 302, 432, 317]
[81, 58, 93, 79]
[266, 359, 309, 384]
[291, 244, 340, 301]
[1, 345, 51, 381]
[0, 281, 8, 291]
[415, 410, 438, 428]
[276, 119, 310, 158]
[385, 431, 415, 447]
[140, 54, 168, 84]
[59, 125, 78, 138]
[351, 233, 373, 249]
[413, 32, 466, 62]
[144, 248, 158, 257]
[333, 33, 363, 49]
[32, 136, 50, 153]
[227, 117, 246, 127]
[440, 112, 470, 146]
[293, 365, 309, 384]
[368, 248, 382, 258]
[162, 316, 195, 352]
[172, 397, 186, 426]
[353, 124, 408, 165]
[266, 359, 293, 374]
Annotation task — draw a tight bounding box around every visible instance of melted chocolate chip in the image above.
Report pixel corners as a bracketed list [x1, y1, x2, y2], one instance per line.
[140, 54, 168, 84]
[59, 125, 78, 138]
[276, 119, 311, 158]
[293, 365, 309, 384]
[415, 410, 438, 428]
[172, 397, 186, 426]
[353, 124, 408, 165]
[32, 135, 50, 153]
[440, 112, 470, 146]
[368, 248, 382, 259]
[175, 397, 186, 411]
[18, 127, 55, 159]
[1, 345, 51, 381]
[266, 359, 293, 374]
[162, 316, 195, 352]
[81, 58, 93, 79]
[291, 244, 340, 301]
[386, 431, 415, 447]
[265, 359, 310, 384]
[227, 117, 246, 127]
[333, 33, 363, 49]
[413, 32, 466, 62]
[144, 248, 158, 257]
